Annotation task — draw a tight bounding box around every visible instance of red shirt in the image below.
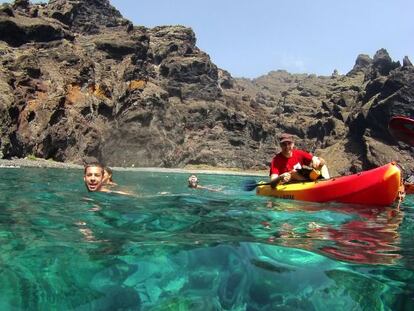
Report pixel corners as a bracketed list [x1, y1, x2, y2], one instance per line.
[269, 149, 313, 176]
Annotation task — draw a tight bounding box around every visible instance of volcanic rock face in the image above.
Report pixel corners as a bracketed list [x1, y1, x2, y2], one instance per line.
[0, 0, 413, 175]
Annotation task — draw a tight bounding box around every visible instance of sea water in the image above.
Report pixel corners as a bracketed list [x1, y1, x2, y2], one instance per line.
[0, 167, 413, 311]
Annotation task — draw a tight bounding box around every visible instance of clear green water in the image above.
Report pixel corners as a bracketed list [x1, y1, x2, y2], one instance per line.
[0, 167, 413, 311]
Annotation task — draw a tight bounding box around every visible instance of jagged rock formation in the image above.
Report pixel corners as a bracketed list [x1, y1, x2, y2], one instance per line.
[0, 0, 413, 175]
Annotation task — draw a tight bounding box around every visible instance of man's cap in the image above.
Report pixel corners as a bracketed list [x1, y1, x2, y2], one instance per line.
[279, 133, 294, 144]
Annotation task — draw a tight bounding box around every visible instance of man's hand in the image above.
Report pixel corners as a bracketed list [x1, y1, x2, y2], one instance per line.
[271, 173, 291, 188]
[280, 172, 291, 183]
[311, 157, 325, 170]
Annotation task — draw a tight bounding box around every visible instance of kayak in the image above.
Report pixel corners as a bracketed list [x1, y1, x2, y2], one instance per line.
[256, 162, 402, 206]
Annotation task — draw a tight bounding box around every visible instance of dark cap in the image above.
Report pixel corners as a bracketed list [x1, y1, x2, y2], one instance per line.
[279, 133, 294, 144]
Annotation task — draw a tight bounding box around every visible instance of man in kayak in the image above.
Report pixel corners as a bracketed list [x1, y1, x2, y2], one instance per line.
[270, 133, 328, 186]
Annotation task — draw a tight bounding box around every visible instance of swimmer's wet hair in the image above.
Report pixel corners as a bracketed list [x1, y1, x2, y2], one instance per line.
[104, 166, 113, 175]
[84, 162, 105, 174]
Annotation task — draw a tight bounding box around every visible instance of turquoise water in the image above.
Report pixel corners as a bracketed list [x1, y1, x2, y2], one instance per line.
[0, 167, 413, 311]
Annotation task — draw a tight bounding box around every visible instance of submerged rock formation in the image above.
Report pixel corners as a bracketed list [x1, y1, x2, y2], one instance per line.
[0, 0, 413, 175]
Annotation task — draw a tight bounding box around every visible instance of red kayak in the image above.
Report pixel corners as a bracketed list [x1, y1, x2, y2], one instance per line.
[256, 162, 402, 206]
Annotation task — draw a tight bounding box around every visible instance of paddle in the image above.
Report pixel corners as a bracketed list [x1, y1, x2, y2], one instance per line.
[404, 175, 414, 194]
[242, 179, 273, 191]
[388, 116, 414, 194]
[388, 116, 414, 147]
[242, 175, 317, 192]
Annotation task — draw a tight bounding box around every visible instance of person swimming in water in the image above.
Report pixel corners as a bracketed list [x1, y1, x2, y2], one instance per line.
[187, 175, 220, 192]
[83, 163, 132, 195]
[103, 166, 118, 186]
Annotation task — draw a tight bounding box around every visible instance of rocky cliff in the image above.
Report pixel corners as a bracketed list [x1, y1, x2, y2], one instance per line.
[1, 0, 413, 176]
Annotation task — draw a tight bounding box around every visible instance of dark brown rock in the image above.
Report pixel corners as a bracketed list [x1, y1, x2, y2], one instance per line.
[0, 0, 413, 177]
[348, 54, 372, 76]
[46, 0, 129, 34]
[403, 56, 413, 68]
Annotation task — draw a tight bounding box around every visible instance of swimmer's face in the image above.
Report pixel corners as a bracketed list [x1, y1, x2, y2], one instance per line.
[188, 175, 198, 188]
[84, 166, 104, 192]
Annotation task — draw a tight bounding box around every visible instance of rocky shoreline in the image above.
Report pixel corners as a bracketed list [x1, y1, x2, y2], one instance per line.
[0, 158, 267, 176]
[1, 1, 413, 176]
[0, 158, 82, 169]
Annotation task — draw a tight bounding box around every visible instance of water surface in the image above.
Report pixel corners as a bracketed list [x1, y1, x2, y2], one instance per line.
[0, 167, 413, 310]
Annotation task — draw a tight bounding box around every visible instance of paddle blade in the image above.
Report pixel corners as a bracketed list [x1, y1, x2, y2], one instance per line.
[405, 183, 414, 195]
[389, 116, 414, 146]
[242, 179, 259, 191]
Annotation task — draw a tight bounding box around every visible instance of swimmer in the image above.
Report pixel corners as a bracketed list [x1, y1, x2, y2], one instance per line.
[188, 175, 220, 192]
[84, 163, 132, 195]
[103, 166, 118, 186]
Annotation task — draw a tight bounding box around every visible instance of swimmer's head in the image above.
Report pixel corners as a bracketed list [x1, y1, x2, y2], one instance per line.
[103, 167, 113, 183]
[188, 175, 198, 188]
[83, 163, 105, 192]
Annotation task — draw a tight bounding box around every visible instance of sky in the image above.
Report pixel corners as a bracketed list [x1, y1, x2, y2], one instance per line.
[2, 0, 413, 78]
[107, 0, 413, 78]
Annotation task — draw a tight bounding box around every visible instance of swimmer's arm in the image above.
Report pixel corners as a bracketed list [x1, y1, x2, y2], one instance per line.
[197, 185, 221, 192]
[100, 188, 136, 196]
[112, 190, 135, 196]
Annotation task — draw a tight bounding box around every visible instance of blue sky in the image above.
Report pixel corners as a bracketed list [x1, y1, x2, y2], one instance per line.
[2, 0, 413, 78]
[108, 0, 413, 78]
